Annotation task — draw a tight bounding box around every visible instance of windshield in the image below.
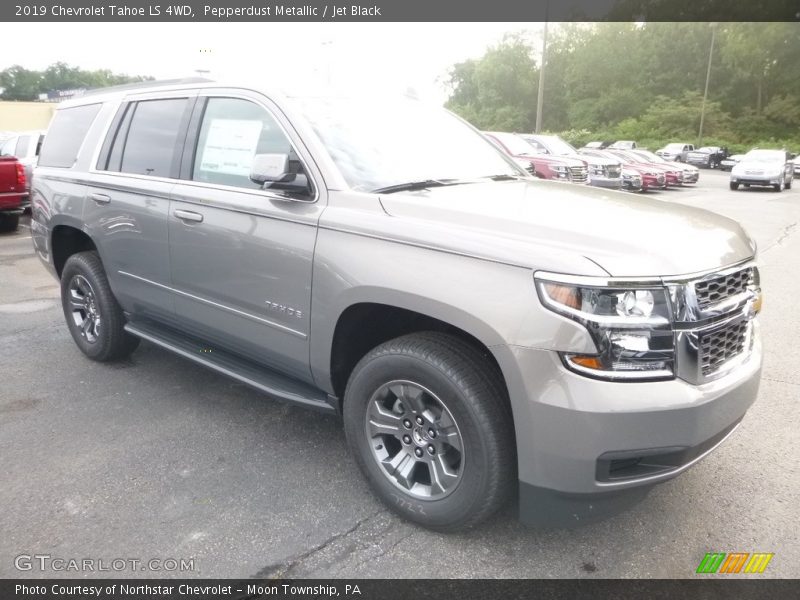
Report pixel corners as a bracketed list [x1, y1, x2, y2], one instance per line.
[486, 132, 539, 157]
[635, 150, 665, 163]
[743, 150, 784, 163]
[534, 135, 577, 156]
[292, 95, 521, 191]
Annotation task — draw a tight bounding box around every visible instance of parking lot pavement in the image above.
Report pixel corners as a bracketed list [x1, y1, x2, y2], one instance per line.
[1, 172, 798, 579]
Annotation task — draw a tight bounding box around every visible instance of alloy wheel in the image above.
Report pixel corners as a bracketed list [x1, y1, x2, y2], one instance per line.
[365, 380, 464, 500]
[67, 275, 101, 343]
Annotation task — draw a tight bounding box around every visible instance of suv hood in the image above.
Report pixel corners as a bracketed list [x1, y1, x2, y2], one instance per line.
[379, 180, 754, 277]
[571, 154, 618, 168]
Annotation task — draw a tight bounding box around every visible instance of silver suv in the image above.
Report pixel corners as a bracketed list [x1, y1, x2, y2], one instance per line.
[32, 80, 763, 531]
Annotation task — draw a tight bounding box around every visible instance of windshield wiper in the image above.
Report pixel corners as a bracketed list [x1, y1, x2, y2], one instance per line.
[371, 179, 461, 194]
[483, 174, 522, 181]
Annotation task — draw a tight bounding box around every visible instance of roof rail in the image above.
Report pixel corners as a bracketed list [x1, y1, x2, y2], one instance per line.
[81, 77, 214, 97]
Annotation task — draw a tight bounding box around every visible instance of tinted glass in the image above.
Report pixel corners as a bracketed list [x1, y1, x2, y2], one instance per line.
[119, 98, 188, 177]
[38, 104, 101, 168]
[192, 97, 297, 190]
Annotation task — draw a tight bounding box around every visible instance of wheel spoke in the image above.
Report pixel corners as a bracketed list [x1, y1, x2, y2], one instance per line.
[438, 424, 463, 454]
[383, 451, 416, 490]
[80, 317, 92, 337]
[391, 382, 426, 414]
[367, 401, 403, 438]
[68, 289, 86, 310]
[429, 454, 459, 494]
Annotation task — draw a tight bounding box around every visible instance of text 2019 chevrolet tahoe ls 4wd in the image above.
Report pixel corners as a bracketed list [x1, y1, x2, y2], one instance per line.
[31, 80, 763, 531]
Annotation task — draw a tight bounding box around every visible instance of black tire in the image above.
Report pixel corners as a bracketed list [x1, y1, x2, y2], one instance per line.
[60, 251, 139, 361]
[730, 182, 739, 191]
[0, 213, 20, 233]
[774, 181, 784, 192]
[785, 179, 792, 190]
[343, 332, 515, 531]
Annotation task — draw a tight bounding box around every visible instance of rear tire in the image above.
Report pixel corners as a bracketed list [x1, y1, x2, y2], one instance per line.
[60, 251, 140, 362]
[343, 332, 515, 531]
[0, 214, 20, 232]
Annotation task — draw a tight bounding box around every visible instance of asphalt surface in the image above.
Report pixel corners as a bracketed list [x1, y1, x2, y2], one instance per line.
[1, 170, 798, 579]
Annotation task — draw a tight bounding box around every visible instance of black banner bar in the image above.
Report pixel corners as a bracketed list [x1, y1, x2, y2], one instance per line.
[1, 579, 797, 600]
[2, 0, 799, 22]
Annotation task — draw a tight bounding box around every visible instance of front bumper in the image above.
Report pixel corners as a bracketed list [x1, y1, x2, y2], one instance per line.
[731, 175, 783, 187]
[503, 331, 761, 525]
[588, 176, 622, 189]
[682, 172, 699, 184]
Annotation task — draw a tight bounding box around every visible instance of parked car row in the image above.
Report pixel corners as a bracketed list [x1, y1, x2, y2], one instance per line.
[484, 132, 699, 193]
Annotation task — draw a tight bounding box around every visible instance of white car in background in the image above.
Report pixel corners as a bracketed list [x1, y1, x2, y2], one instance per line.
[656, 143, 694, 162]
[730, 149, 794, 192]
[721, 154, 745, 171]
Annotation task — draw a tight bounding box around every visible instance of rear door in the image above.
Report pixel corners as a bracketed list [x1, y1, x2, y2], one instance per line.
[85, 92, 196, 323]
[167, 90, 325, 382]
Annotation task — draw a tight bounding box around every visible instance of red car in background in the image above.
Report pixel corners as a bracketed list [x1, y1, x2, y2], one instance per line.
[0, 155, 26, 232]
[580, 148, 667, 191]
[484, 131, 589, 184]
[606, 148, 683, 187]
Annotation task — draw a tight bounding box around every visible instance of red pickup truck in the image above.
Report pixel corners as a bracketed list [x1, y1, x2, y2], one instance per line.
[0, 156, 26, 232]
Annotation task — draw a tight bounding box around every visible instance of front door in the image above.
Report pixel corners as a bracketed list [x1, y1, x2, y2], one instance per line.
[168, 93, 324, 383]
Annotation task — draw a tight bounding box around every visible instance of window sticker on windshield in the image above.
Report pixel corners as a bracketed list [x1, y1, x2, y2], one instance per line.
[199, 119, 263, 177]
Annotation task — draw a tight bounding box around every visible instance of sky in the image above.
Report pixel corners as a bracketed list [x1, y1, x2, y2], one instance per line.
[1, 23, 547, 104]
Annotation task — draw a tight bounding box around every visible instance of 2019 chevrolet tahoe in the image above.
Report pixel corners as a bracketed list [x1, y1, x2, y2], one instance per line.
[31, 80, 763, 531]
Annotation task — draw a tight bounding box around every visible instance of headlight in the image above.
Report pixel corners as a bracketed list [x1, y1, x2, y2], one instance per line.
[535, 275, 675, 381]
[553, 165, 570, 178]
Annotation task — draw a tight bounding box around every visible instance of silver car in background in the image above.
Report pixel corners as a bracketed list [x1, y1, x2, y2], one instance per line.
[730, 149, 794, 192]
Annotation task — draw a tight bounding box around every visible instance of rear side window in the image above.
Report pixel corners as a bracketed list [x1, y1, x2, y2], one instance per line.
[38, 104, 102, 168]
[0, 137, 17, 157]
[112, 98, 188, 177]
[15, 135, 31, 157]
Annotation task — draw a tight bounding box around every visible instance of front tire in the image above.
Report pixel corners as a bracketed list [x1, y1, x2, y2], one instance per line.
[730, 182, 739, 190]
[60, 251, 140, 361]
[774, 180, 784, 192]
[343, 332, 515, 531]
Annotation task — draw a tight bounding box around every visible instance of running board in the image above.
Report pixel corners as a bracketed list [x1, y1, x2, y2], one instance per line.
[124, 321, 336, 414]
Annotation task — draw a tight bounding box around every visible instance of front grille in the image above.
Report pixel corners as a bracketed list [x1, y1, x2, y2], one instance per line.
[699, 320, 749, 376]
[606, 165, 621, 178]
[656, 174, 665, 184]
[569, 166, 588, 183]
[694, 268, 752, 310]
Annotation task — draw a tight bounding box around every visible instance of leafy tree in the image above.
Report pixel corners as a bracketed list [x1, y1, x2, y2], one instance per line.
[0, 62, 151, 101]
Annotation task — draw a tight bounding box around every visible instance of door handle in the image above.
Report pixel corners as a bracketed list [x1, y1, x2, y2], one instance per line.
[90, 193, 111, 205]
[174, 209, 204, 223]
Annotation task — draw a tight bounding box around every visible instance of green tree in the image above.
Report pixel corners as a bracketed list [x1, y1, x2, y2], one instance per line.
[0, 62, 151, 101]
[446, 34, 539, 131]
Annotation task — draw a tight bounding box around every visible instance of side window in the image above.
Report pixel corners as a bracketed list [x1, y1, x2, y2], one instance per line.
[38, 104, 102, 168]
[0, 137, 17, 157]
[191, 97, 301, 191]
[15, 135, 31, 158]
[115, 98, 188, 177]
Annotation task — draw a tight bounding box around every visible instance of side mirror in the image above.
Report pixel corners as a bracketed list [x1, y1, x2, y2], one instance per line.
[250, 153, 292, 184]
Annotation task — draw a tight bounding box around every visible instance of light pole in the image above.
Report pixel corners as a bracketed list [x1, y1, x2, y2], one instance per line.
[535, 19, 549, 133]
[697, 23, 717, 146]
